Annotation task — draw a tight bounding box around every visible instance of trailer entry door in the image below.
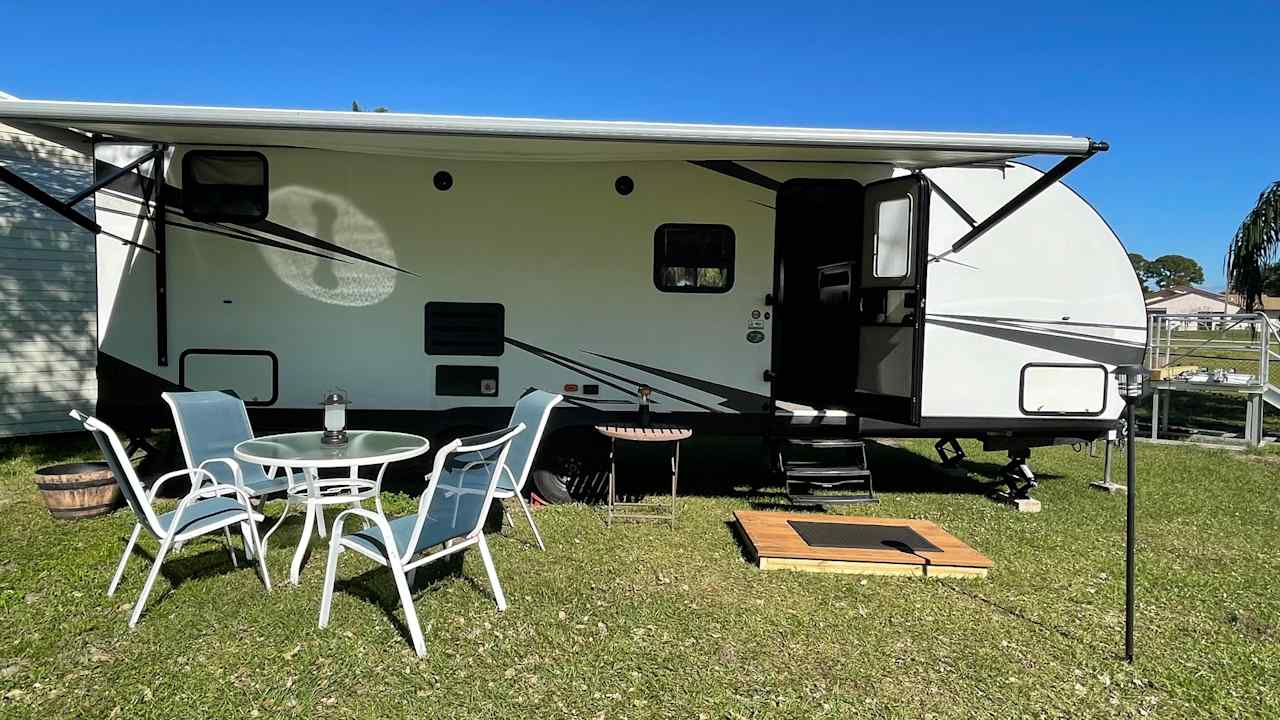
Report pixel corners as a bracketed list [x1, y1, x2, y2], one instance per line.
[853, 176, 930, 424]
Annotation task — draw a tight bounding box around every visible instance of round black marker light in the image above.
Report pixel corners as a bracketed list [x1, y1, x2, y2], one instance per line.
[615, 175, 634, 196]
[433, 171, 453, 191]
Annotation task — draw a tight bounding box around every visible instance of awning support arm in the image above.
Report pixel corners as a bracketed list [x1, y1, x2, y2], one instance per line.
[949, 143, 1107, 254]
[0, 163, 101, 234]
[66, 146, 162, 205]
[0, 144, 166, 234]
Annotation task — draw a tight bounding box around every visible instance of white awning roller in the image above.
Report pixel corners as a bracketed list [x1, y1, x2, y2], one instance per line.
[0, 97, 1103, 167]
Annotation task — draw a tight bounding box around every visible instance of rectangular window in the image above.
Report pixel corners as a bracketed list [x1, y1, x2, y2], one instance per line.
[425, 302, 505, 356]
[653, 224, 735, 293]
[873, 197, 912, 278]
[182, 151, 269, 222]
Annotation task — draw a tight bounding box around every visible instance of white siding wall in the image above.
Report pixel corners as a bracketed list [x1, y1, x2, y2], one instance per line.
[0, 122, 97, 437]
[1146, 293, 1239, 316]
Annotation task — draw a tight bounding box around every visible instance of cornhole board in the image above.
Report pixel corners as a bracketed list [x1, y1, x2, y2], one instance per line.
[733, 510, 992, 579]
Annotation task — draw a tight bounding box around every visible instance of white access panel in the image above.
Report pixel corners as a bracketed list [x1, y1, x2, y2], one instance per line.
[1019, 364, 1108, 416]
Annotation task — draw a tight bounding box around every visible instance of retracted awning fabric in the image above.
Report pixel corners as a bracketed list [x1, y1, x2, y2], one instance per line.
[0, 98, 1100, 167]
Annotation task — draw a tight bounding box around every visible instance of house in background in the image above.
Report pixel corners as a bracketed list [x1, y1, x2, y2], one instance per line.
[1227, 293, 1280, 321]
[0, 120, 97, 437]
[1144, 286, 1241, 330]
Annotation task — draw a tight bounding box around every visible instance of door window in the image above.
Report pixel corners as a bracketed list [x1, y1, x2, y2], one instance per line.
[873, 196, 912, 278]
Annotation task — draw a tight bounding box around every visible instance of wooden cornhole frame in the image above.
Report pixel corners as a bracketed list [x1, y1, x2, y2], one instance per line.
[734, 510, 992, 579]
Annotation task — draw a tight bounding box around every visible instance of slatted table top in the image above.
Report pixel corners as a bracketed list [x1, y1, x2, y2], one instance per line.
[594, 425, 693, 442]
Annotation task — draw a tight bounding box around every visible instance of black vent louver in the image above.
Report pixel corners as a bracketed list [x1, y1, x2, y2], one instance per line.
[424, 302, 505, 356]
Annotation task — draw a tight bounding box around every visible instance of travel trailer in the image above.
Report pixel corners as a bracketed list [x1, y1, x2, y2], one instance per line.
[0, 97, 1146, 499]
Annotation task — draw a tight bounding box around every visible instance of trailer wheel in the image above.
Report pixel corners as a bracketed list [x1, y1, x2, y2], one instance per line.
[531, 468, 575, 505]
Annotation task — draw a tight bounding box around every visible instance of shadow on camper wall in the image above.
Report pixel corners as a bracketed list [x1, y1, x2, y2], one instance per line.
[262, 186, 397, 307]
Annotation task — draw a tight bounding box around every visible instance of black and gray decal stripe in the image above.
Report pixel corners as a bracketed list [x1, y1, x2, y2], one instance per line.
[585, 351, 770, 413]
[241, 218, 417, 277]
[504, 337, 723, 413]
[94, 158, 414, 275]
[927, 318, 1145, 365]
[688, 160, 782, 192]
[504, 337, 642, 400]
[96, 203, 351, 264]
[931, 313, 1147, 332]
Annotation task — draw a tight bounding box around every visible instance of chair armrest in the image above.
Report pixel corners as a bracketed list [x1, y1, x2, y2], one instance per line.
[198, 457, 244, 489]
[149, 467, 218, 501]
[330, 508, 403, 561]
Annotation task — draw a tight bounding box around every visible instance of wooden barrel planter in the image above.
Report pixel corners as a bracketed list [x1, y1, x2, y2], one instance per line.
[34, 463, 122, 520]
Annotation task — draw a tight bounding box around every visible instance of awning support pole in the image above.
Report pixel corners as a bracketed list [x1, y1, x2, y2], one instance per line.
[151, 145, 169, 367]
[949, 144, 1106, 254]
[1115, 365, 1142, 664]
[0, 163, 102, 234]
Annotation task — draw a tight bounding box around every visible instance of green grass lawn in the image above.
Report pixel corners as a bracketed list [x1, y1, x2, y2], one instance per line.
[1, 434, 1278, 719]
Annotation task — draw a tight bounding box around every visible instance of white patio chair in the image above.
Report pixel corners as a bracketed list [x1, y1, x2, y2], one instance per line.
[319, 423, 525, 657]
[490, 390, 564, 550]
[162, 390, 293, 501]
[70, 410, 270, 627]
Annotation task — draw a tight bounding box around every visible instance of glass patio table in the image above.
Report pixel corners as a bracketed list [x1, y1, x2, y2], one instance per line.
[234, 430, 429, 585]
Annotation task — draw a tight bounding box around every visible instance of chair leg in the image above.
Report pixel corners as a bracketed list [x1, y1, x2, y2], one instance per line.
[129, 535, 173, 628]
[514, 491, 545, 551]
[502, 502, 514, 528]
[223, 526, 239, 568]
[240, 520, 256, 561]
[245, 520, 271, 591]
[390, 566, 427, 657]
[476, 534, 507, 612]
[108, 524, 142, 597]
[318, 542, 342, 628]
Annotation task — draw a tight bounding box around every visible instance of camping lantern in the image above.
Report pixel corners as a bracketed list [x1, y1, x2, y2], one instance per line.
[1115, 365, 1145, 400]
[321, 389, 350, 446]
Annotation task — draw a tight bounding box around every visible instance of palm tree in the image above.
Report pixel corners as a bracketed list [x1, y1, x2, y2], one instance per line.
[1226, 181, 1280, 311]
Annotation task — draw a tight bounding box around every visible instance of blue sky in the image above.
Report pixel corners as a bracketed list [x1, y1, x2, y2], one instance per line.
[7, 1, 1278, 289]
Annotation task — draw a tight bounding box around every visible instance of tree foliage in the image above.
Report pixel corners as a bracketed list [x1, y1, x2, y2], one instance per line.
[1129, 252, 1204, 291]
[350, 101, 389, 113]
[1145, 254, 1205, 289]
[1128, 253, 1151, 292]
[1263, 262, 1280, 297]
[1226, 181, 1280, 311]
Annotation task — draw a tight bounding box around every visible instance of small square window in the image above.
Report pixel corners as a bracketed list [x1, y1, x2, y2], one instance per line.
[182, 151, 269, 222]
[653, 224, 735, 293]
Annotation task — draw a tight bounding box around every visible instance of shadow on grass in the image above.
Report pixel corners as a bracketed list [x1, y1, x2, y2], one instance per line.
[331, 547, 470, 650]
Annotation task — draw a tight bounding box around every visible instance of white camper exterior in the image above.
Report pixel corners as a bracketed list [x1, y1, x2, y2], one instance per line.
[0, 98, 1146, 456]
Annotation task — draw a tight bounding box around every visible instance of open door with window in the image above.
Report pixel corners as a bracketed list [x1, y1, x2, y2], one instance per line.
[853, 175, 930, 424]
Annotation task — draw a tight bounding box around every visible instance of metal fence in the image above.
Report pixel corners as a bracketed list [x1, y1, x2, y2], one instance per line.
[1146, 313, 1272, 390]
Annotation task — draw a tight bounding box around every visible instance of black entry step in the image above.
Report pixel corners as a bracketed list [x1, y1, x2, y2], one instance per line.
[784, 465, 872, 478]
[787, 477, 869, 490]
[789, 494, 879, 505]
[784, 438, 863, 448]
[773, 435, 876, 506]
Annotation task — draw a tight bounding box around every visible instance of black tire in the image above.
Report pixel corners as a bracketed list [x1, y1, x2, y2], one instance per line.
[531, 468, 575, 505]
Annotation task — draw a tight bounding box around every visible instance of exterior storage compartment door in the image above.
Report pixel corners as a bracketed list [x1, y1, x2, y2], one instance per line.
[853, 175, 930, 424]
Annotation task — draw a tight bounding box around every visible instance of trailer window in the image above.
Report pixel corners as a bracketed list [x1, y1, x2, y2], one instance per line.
[653, 224, 734, 293]
[872, 196, 912, 278]
[182, 151, 269, 222]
